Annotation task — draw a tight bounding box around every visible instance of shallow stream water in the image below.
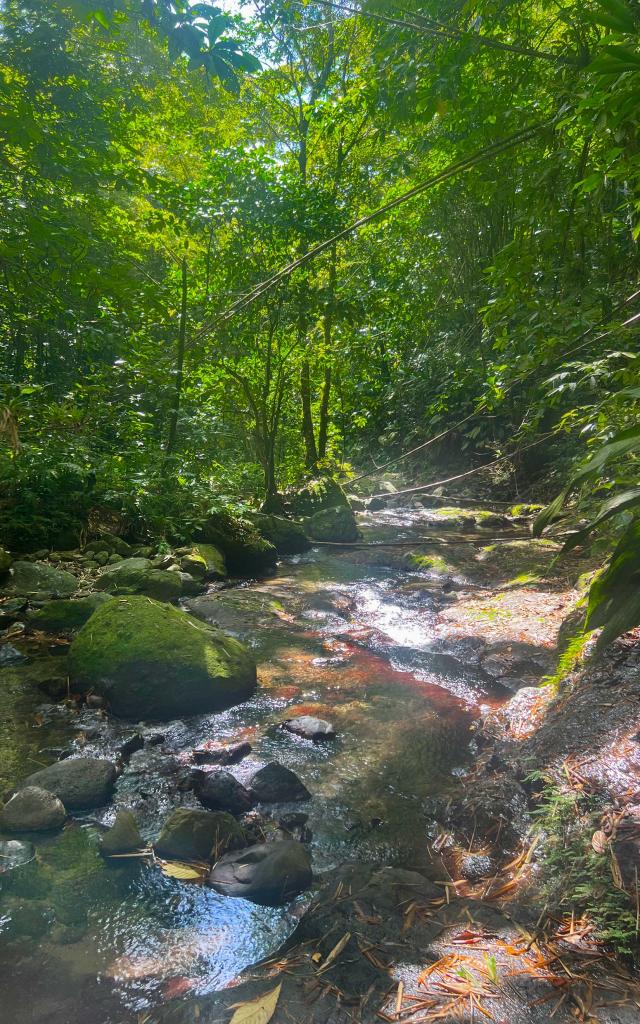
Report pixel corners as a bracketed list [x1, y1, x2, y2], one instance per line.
[0, 507, 513, 1024]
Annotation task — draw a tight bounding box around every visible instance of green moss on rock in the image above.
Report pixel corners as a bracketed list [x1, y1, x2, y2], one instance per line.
[154, 808, 245, 862]
[288, 477, 349, 517]
[246, 514, 311, 555]
[199, 510, 276, 575]
[1, 561, 78, 598]
[0, 547, 12, 573]
[94, 557, 184, 601]
[307, 505, 359, 542]
[68, 595, 257, 720]
[27, 594, 113, 633]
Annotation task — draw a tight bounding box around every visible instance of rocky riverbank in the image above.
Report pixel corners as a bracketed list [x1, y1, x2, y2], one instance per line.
[1, 496, 639, 1023]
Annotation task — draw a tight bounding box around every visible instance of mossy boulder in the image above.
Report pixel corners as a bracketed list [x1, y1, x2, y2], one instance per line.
[1, 561, 78, 598]
[27, 594, 113, 633]
[94, 557, 184, 601]
[307, 505, 359, 543]
[85, 533, 132, 557]
[247, 514, 311, 555]
[198, 510, 276, 575]
[100, 809, 144, 856]
[154, 808, 245, 862]
[180, 544, 227, 581]
[68, 595, 257, 720]
[0, 547, 12, 574]
[288, 476, 349, 517]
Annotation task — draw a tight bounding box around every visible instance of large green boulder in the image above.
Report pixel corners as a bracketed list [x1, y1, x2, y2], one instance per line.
[288, 477, 349, 517]
[68, 595, 257, 720]
[179, 544, 227, 581]
[94, 557, 183, 601]
[1, 561, 78, 598]
[0, 547, 12, 574]
[246, 514, 311, 555]
[154, 808, 245, 862]
[198, 510, 276, 575]
[27, 594, 113, 633]
[307, 506, 359, 543]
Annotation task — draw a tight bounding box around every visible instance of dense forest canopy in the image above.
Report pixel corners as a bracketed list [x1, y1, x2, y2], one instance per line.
[2, 0, 640, 640]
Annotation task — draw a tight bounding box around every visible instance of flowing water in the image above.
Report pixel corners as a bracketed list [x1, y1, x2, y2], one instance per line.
[0, 507, 512, 1024]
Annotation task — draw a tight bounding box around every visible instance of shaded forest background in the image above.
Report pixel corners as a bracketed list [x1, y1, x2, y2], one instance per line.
[1, 0, 640, 553]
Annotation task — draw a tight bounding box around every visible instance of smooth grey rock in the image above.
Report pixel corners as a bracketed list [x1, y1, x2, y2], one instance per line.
[0, 786, 66, 832]
[283, 716, 336, 741]
[250, 762, 311, 803]
[22, 757, 117, 810]
[208, 840, 312, 905]
[192, 770, 253, 815]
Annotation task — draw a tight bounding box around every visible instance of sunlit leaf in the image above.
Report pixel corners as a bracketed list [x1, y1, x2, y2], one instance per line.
[228, 982, 282, 1024]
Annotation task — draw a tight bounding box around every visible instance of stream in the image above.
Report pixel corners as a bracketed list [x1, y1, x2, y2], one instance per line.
[0, 506, 525, 1024]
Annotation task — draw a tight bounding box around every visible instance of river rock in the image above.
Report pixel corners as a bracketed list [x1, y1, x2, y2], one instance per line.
[21, 757, 117, 810]
[27, 594, 113, 633]
[0, 547, 12, 573]
[0, 644, 27, 666]
[154, 808, 245, 862]
[288, 477, 350, 517]
[192, 770, 253, 815]
[193, 740, 252, 765]
[0, 839, 35, 872]
[1, 561, 78, 598]
[85, 533, 132, 557]
[100, 809, 144, 855]
[0, 786, 66, 832]
[247, 514, 311, 555]
[199, 510, 277, 575]
[94, 557, 185, 601]
[283, 716, 336, 741]
[307, 506, 359, 543]
[68, 595, 257, 720]
[250, 763, 311, 803]
[0, 597, 27, 629]
[208, 839, 312, 905]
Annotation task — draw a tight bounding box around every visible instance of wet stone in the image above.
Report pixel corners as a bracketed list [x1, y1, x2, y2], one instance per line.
[154, 807, 246, 862]
[0, 786, 66, 833]
[99, 809, 143, 856]
[250, 762, 311, 803]
[192, 740, 252, 765]
[192, 769, 253, 815]
[282, 715, 336, 741]
[208, 840, 312, 905]
[0, 839, 35, 872]
[21, 757, 117, 811]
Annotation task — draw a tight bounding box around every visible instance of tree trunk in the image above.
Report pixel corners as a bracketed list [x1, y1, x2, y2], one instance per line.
[318, 363, 331, 460]
[165, 258, 187, 456]
[300, 358, 318, 472]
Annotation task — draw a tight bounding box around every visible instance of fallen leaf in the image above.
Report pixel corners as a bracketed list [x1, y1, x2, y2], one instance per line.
[591, 830, 608, 854]
[229, 982, 282, 1024]
[160, 861, 206, 882]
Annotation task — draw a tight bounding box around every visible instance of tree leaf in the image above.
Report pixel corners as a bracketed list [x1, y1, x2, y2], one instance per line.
[229, 983, 282, 1024]
[160, 860, 206, 881]
[585, 519, 640, 647]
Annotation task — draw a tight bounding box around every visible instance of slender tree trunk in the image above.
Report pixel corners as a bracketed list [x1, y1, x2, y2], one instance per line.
[165, 258, 187, 456]
[318, 245, 336, 460]
[300, 358, 318, 472]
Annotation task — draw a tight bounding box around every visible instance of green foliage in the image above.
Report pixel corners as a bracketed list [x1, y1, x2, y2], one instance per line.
[532, 779, 638, 954]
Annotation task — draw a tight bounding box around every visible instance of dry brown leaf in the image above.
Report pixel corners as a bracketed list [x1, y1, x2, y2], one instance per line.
[591, 830, 608, 854]
[229, 982, 282, 1024]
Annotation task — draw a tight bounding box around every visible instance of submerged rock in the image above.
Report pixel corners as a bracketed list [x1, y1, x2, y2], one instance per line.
[154, 808, 245, 862]
[68, 595, 257, 720]
[250, 763, 311, 803]
[283, 716, 336, 741]
[1, 561, 78, 598]
[208, 839, 312, 905]
[246, 514, 311, 555]
[0, 644, 27, 667]
[199, 510, 277, 575]
[95, 557, 185, 601]
[193, 740, 252, 766]
[100, 809, 144, 856]
[27, 594, 113, 633]
[21, 757, 117, 810]
[0, 839, 35, 872]
[192, 769, 253, 815]
[0, 786, 66, 832]
[307, 505, 359, 543]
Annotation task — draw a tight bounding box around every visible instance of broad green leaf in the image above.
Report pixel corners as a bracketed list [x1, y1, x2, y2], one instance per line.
[595, 0, 637, 33]
[562, 487, 640, 551]
[571, 425, 640, 487]
[586, 519, 640, 647]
